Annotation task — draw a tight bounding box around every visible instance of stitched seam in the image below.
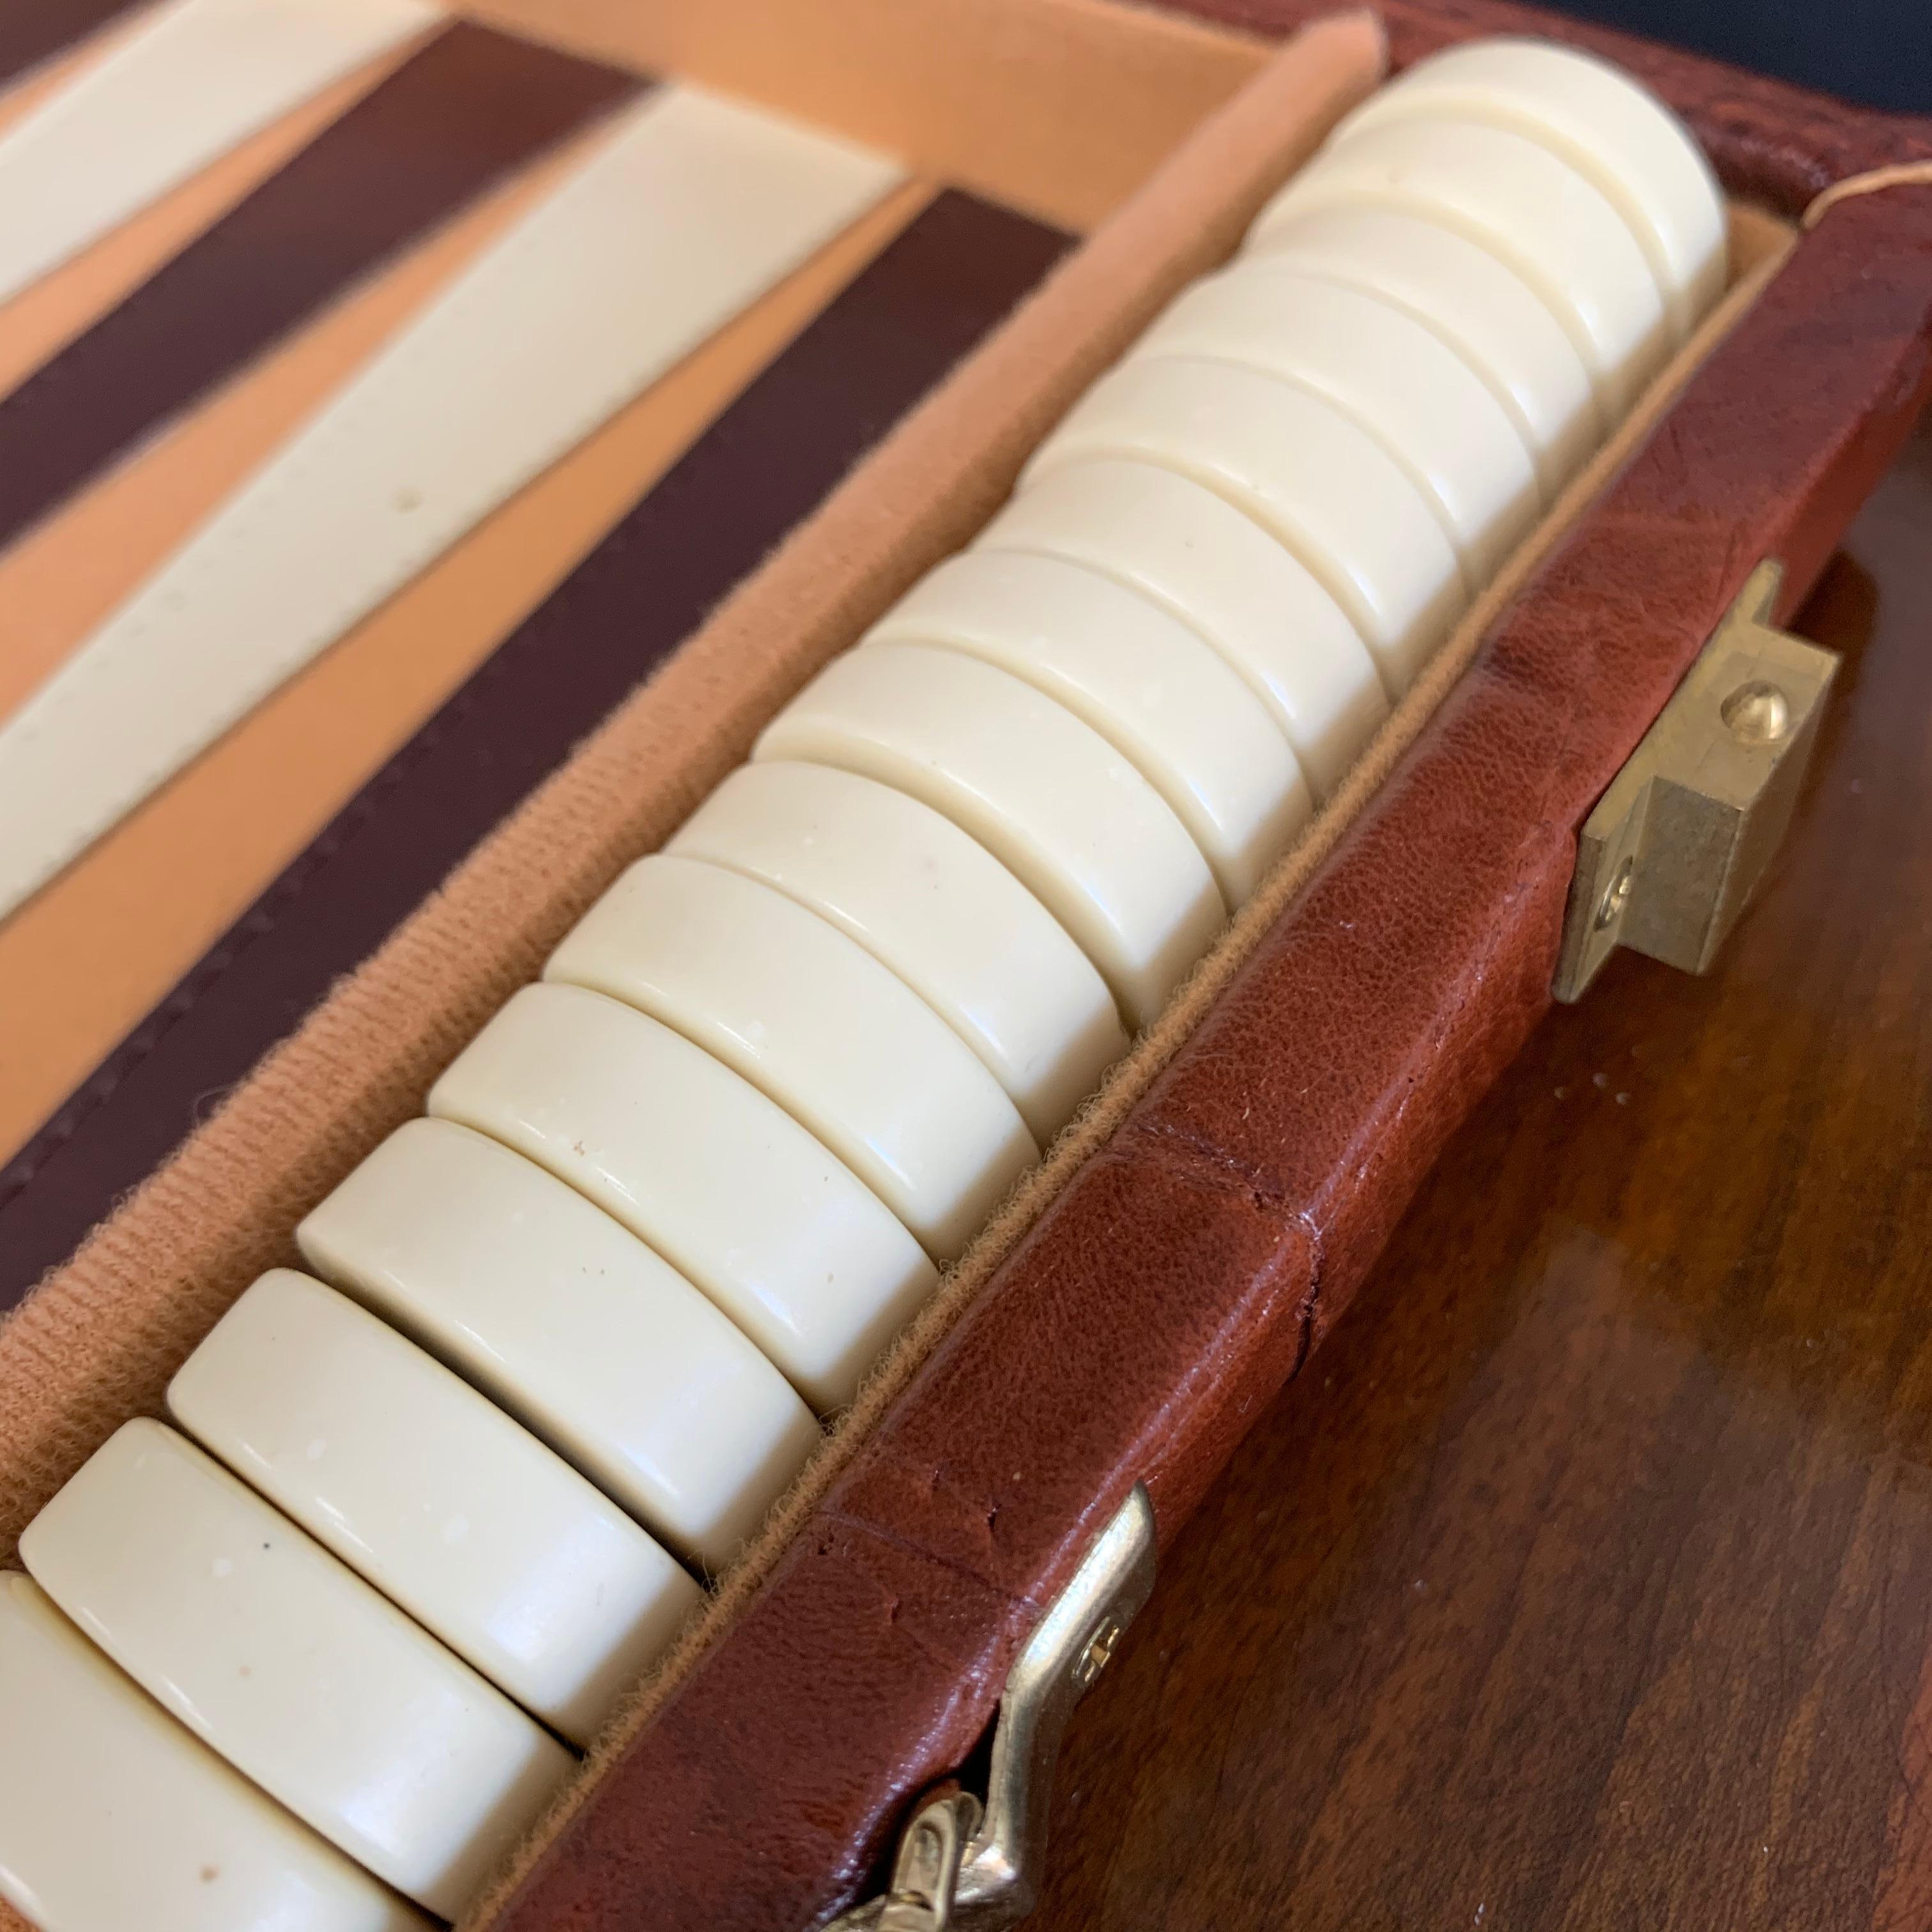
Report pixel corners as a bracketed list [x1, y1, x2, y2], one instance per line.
[816, 1506, 1038, 1614]
[1294, 1200, 1326, 1346]
[1130, 1116, 1290, 1212]
[1130, 1233, 1321, 1495]
[1805, 162, 1932, 228]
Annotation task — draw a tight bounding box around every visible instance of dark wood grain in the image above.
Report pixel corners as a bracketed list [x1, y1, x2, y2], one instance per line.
[1031, 414, 1932, 1931]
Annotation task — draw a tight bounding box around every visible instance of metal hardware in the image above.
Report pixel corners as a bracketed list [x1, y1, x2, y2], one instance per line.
[872, 1786, 981, 1932]
[827, 1484, 1158, 1932]
[1554, 559, 1838, 1003]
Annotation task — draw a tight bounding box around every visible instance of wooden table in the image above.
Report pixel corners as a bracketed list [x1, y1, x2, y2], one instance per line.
[1034, 413, 1932, 1931]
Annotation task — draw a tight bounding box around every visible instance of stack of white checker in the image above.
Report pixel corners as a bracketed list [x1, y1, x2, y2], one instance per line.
[1, 36, 1724, 1932]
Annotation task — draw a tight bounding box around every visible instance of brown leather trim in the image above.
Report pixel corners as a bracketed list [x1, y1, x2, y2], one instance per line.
[483, 160, 1932, 1932]
[1187, 0, 1932, 213]
[0, 24, 637, 553]
[0, 189, 1071, 1310]
[0, 0, 143, 89]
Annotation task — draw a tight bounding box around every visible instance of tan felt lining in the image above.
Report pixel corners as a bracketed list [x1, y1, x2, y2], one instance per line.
[0, 151, 931, 1169]
[0, 24, 431, 398]
[445, 0, 1272, 234]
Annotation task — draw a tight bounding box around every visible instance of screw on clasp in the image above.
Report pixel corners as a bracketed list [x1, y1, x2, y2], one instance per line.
[1555, 558, 1838, 1002]
[825, 1486, 1157, 1932]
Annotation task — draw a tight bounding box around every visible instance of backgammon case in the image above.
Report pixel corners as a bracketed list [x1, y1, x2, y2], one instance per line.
[0, 0, 1928, 1926]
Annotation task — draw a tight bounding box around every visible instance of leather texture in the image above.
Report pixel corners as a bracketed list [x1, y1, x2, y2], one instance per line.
[0, 190, 1073, 1309]
[484, 11, 1932, 1929]
[0, 23, 636, 553]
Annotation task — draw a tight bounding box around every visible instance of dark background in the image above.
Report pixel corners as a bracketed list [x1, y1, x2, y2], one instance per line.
[1561, 0, 1931, 113]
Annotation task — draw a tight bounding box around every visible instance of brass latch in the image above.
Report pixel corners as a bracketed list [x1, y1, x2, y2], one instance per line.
[827, 1485, 1158, 1932]
[1554, 559, 1837, 1003]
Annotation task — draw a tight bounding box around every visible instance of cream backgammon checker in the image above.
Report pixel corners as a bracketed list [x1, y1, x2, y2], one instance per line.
[19, 1421, 573, 1919]
[1331, 36, 1728, 335]
[857, 548, 1313, 903]
[0, 33, 1727, 1931]
[165, 1268, 702, 1745]
[418, 1008, 938, 1418]
[972, 457, 1392, 800]
[544, 855, 1039, 1261]
[758, 638, 1229, 1028]
[1241, 203, 1602, 492]
[1134, 263, 1543, 579]
[0, 1574, 433, 1932]
[667, 762, 1131, 1146]
[1023, 350, 1470, 693]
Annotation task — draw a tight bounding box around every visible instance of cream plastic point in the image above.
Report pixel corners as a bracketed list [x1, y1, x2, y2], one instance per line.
[0, 1572, 431, 1932]
[1245, 203, 1600, 497]
[864, 550, 1310, 904]
[1337, 37, 1726, 340]
[755, 641, 1227, 1031]
[978, 460, 1389, 802]
[669, 762, 1127, 1144]
[19, 1421, 572, 1920]
[168, 1269, 701, 1747]
[1253, 116, 1671, 417]
[1025, 355, 1465, 696]
[547, 854, 1038, 1262]
[1136, 261, 1542, 581]
[0, 84, 907, 930]
[296, 1116, 824, 1561]
[0, 0, 440, 309]
[424, 991, 934, 1414]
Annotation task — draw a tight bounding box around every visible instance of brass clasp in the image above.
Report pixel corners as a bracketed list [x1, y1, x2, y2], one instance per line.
[1554, 558, 1838, 1002]
[827, 1485, 1158, 1932]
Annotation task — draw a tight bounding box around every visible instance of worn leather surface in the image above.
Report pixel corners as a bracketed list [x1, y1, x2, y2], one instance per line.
[0, 24, 635, 553]
[487, 20, 1932, 1929]
[0, 191, 1071, 1308]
